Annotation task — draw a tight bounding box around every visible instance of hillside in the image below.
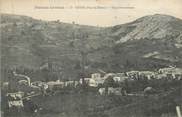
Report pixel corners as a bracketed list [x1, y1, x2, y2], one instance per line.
[104, 14, 182, 71]
[1, 13, 182, 79]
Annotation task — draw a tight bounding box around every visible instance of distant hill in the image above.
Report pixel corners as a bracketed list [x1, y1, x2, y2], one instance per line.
[1, 13, 182, 78]
[109, 14, 182, 43]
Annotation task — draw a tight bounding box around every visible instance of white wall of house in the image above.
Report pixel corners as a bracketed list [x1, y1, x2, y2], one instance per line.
[91, 73, 101, 79]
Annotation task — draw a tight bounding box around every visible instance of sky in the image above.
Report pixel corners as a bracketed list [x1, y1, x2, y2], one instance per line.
[1, 0, 182, 26]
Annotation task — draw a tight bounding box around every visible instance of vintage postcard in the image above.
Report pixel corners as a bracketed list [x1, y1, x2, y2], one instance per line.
[1, 0, 182, 117]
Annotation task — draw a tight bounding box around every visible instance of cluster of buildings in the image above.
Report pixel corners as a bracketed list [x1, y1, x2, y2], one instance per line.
[6, 92, 24, 109]
[79, 72, 126, 87]
[2, 67, 182, 110]
[158, 67, 182, 79]
[2, 67, 182, 92]
[80, 67, 182, 88]
[125, 67, 182, 80]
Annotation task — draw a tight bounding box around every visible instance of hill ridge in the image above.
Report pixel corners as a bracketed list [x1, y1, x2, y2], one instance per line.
[1, 13, 182, 78]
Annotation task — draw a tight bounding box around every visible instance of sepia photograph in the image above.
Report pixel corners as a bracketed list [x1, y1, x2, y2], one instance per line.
[0, 0, 182, 117]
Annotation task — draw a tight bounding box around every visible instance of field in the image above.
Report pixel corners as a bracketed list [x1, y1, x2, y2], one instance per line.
[2, 85, 181, 117]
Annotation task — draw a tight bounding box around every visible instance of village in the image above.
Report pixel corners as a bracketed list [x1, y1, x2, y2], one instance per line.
[1, 66, 182, 116]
